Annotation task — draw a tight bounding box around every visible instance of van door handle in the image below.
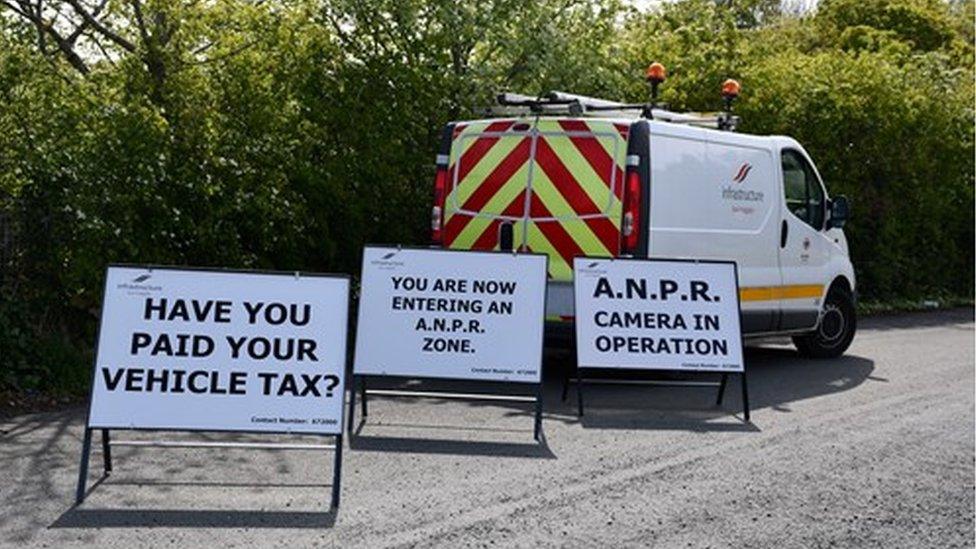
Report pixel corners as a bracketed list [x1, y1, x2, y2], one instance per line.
[780, 220, 789, 248]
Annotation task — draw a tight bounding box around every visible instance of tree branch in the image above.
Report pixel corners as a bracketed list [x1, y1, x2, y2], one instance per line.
[89, 32, 117, 65]
[66, 0, 107, 44]
[63, 0, 136, 52]
[1, 0, 91, 73]
[190, 39, 258, 66]
[128, 0, 150, 45]
[1, 0, 35, 21]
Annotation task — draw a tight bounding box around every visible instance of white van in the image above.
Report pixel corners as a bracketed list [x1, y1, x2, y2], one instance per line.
[429, 90, 855, 358]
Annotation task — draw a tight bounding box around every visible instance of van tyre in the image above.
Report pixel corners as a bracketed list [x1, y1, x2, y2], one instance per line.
[793, 288, 856, 358]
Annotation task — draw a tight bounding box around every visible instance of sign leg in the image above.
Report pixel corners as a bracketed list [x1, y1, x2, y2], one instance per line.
[740, 371, 750, 423]
[101, 429, 112, 473]
[565, 335, 576, 404]
[360, 378, 368, 418]
[576, 369, 585, 417]
[716, 373, 728, 406]
[346, 376, 357, 435]
[331, 434, 343, 509]
[75, 428, 93, 505]
[533, 383, 544, 442]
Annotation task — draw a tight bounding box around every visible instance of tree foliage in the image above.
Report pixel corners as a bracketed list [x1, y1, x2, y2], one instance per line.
[0, 0, 972, 392]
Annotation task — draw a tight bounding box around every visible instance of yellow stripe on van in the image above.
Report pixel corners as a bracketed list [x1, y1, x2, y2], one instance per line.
[450, 171, 528, 248]
[541, 132, 621, 217]
[537, 119, 628, 169]
[450, 135, 524, 207]
[582, 120, 628, 169]
[525, 223, 574, 279]
[739, 285, 824, 302]
[453, 121, 492, 159]
[530, 168, 612, 254]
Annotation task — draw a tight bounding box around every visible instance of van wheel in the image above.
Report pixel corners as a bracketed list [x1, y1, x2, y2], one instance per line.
[793, 288, 856, 358]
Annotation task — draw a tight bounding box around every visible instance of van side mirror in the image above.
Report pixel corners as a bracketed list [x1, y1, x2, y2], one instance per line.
[828, 195, 850, 229]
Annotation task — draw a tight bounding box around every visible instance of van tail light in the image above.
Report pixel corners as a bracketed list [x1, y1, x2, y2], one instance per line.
[621, 165, 642, 254]
[431, 163, 448, 245]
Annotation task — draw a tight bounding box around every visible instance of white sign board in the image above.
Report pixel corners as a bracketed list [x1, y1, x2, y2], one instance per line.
[86, 266, 349, 434]
[354, 247, 547, 383]
[574, 258, 743, 372]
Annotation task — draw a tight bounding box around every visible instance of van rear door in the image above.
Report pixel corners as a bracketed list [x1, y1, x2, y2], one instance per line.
[442, 120, 534, 254]
[442, 117, 628, 282]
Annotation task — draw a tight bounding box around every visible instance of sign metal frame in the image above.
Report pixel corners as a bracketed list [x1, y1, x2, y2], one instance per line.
[569, 256, 750, 421]
[74, 264, 349, 509]
[349, 246, 548, 442]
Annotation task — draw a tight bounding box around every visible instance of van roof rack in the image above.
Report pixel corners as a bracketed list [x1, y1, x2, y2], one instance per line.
[491, 92, 586, 115]
[481, 90, 739, 131]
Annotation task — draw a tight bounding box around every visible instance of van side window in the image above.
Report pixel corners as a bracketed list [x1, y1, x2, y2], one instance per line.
[781, 150, 825, 230]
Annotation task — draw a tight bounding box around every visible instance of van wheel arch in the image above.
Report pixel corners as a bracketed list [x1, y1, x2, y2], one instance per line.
[793, 277, 857, 358]
[826, 276, 854, 302]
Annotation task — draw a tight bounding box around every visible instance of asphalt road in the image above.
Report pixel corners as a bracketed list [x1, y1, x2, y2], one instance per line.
[1, 309, 973, 547]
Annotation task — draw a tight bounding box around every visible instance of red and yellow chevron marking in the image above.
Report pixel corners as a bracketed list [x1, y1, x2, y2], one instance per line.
[443, 118, 628, 280]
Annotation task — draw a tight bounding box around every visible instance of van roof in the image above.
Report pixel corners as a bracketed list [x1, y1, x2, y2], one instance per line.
[449, 115, 797, 151]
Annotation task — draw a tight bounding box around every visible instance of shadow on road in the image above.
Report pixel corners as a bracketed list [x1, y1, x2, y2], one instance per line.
[106, 479, 332, 488]
[348, 432, 555, 459]
[356, 345, 875, 434]
[44, 467, 339, 530]
[564, 348, 875, 430]
[50, 508, 336, 529]
[2, 347, 877, 536]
